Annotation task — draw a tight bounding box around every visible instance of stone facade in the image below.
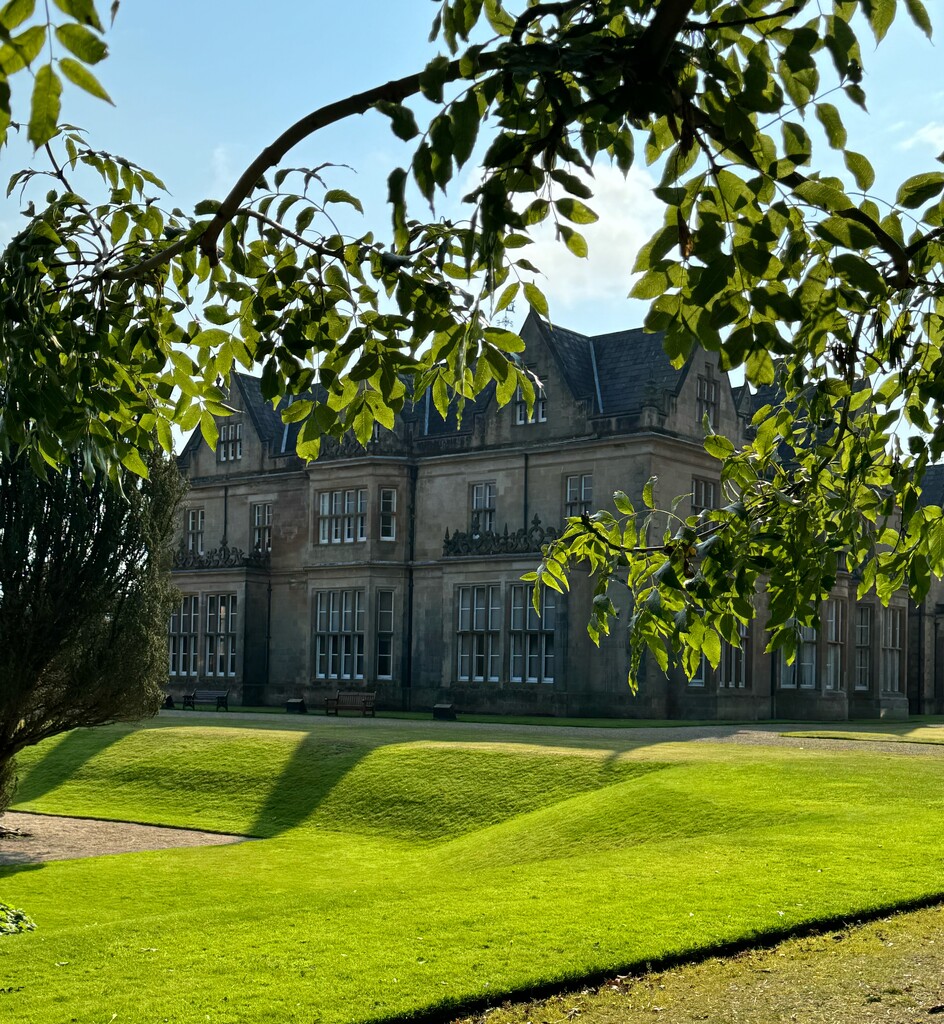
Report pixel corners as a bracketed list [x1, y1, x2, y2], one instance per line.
[168, 312, 916, 720]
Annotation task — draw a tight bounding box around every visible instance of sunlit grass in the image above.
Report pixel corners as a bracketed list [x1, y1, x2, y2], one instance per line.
[3, 717, 944, 1023]
[784, 723, 944, 745]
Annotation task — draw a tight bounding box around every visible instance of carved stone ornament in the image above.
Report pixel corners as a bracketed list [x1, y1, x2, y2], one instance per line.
[172, 540, 270, 571]
[443, 515, 559, 557]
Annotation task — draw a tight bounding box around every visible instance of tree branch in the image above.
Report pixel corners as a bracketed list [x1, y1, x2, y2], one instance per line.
[683, 4, 800, 32]
[632, 0, 698, 76]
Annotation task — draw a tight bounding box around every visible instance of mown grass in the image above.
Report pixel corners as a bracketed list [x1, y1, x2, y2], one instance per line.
[461, 902, 944, 1024]
[206, 707, 761, 728]
[785, 721, 944, 745]
[3, 717, 944, 1023]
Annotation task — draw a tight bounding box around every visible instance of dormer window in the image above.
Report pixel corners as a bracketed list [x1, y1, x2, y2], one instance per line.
[219, 421, 243, 462]
[515, 380, 546, 425]
[696, 367, 718, 429]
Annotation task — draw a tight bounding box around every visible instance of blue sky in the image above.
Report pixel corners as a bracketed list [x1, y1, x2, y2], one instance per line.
[2, 0, 943, 338]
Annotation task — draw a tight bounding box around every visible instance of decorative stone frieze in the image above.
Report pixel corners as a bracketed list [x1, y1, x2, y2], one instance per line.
[443, 515, 559, 557]
[172, 541, 270, 571]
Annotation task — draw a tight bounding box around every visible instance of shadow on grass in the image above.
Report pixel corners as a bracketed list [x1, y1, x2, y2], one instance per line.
[373, 889, 944, 1024]
[0, 859, 45, 881]
[249, 732, 368, 838]
[13, 727, 127, 806]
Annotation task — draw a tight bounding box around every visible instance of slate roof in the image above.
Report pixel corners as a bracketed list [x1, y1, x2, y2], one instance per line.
[413, 387, 493, 437]
[530, 313, 685, 416]
[530, 317, 596, 407]
[920, 464, 944, 507]
[234, 373, 292, 454]
[591, 327, 688, 415]
[182, 314, 705, 461]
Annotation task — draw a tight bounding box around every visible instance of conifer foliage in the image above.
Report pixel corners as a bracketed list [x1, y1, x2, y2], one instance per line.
[0, 447, 182, 811]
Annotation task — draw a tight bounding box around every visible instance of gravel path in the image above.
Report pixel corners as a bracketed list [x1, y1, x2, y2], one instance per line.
[160, 708, 944, 756]
[0, 812, 250, 866]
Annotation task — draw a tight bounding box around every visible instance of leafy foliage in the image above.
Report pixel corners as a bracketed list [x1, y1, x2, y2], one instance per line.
[0, 901, 35, 936]
[2, 0, 944, 683]
[0, 445, 182, 810]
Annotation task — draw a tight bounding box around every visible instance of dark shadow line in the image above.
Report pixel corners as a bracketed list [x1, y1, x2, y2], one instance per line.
[12, 726, 128, 805]
[248, 731, 369, 838]
[361, 890, 944, 1024]
[6, 810, 251, 838]
[0, 860, 45, 880]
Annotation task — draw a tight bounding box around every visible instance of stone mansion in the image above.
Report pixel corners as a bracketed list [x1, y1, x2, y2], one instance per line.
[168, 311, 942, 720]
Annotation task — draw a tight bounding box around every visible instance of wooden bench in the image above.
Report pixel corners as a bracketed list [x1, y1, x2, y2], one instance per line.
[324, 690, 376, 717]
[182, 689, 230, 711]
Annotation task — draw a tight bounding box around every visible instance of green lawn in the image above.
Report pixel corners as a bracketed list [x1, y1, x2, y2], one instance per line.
[3, 717, 944, 1023]
[784, 721, 944, 744]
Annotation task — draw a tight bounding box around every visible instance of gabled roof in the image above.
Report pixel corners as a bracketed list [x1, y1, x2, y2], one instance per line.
[591, 327, 688, 415]
[529, 316, 596, 407]
[526, 311, 685, 416]
[234, 373, 286, 452]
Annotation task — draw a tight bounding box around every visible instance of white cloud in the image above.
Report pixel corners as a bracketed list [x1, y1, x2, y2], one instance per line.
[523, 162, 663, 312]
[898, 121, 944, 152]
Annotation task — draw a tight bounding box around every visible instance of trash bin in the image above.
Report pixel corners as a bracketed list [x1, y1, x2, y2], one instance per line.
[285, 698, 307, 714]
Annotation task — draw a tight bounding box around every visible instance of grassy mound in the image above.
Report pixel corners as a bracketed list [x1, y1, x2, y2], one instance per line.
[3, 718, 944, 1024]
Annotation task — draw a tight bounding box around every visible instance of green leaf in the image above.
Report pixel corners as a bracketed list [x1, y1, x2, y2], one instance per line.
[833, 252, 885, 294]
[523, 281, 549, 318]
[375, 100, 419, 141]
[904, 0, 932, 36]
[323, 189, 364, 214]
[482, 328, 525, 353]
[745, 348, 776, 385]
[896, 172, 944, 209]
[613, 491, 634, 515]
[559, 224, 588, 258]
[0, 23, 45, 74]
[281, 399, 313, 424]
[109, 209, 128, 244]
[702, 627, 721, 669]
[704, 434, 735, 459]
[781, 121, 811, 164]
[419, 53, 451, 103]
[54, 22, 107, 62]
[556, 197, 598, 225]
[192, 328, 231, 348]
[484, 0, 514, 34]
[199, 410, 220, 452]
[156, 417, 173, 454]
[450, 89, 480, 166]
[815, 103, 847, 150]
[494, 280, 519, 314]
[120, 446, 149, 478]
[843, 151, 875, 191]
[0, 0, 35, 31]
[28, 63, 62, 147]
[58, 56, 112, 103]
[522, 199, 550, 225]
[642, 476, 657, 509]
[52, 0, 104, 32]
[793, 179, 851, 213]
[865, 0, 897, 41]
[203, 305, 235, 326]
